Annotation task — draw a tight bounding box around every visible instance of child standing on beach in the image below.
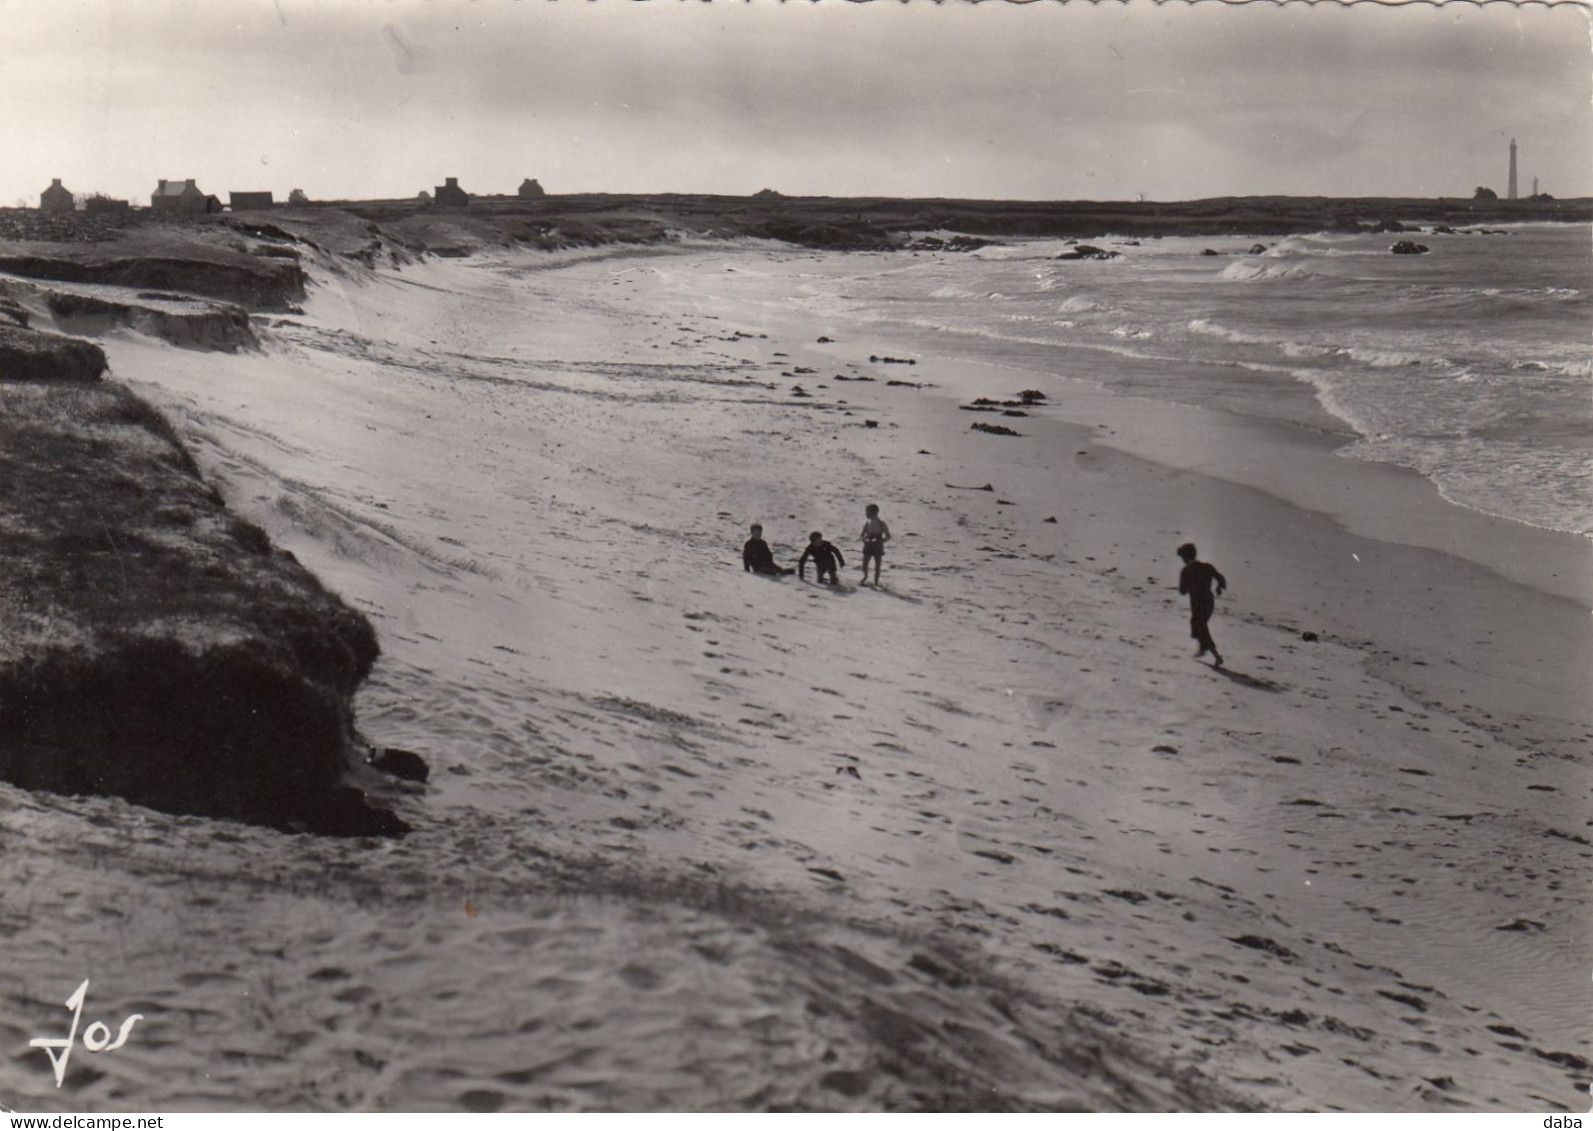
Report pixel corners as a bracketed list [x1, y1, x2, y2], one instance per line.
[859, 503, 891, 585]
[798, 531, 845, 585]
[1177, 542, 1227, 666]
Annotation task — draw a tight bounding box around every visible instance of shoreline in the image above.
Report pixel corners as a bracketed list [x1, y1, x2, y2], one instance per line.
[665, 247, 1590, 736]
[765, 247, 1592, 605]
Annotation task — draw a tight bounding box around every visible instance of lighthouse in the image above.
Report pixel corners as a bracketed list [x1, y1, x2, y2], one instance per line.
[1508, 138, 1518, 201]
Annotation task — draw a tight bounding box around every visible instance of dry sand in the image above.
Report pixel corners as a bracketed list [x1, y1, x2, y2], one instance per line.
[1, 241, 1587, 1112]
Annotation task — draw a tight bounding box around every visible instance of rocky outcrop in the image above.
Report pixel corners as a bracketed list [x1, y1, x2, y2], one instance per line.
[1056, 245, 1120, 261]
[907, 235, 994, 252]
[1390, 241, 1429, 255]
[0, 323, 107, 382]
[0, 379, 402, 835]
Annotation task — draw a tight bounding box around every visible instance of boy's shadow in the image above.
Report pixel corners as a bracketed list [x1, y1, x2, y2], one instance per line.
[1210, 664, 1284, 692]
[860, 583, 923, 604]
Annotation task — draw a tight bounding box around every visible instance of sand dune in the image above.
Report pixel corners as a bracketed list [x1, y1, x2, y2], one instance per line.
[1, 241, 1586, 1112]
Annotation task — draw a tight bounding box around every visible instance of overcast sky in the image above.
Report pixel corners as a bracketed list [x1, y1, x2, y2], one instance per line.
[2, 0, 1588, 205]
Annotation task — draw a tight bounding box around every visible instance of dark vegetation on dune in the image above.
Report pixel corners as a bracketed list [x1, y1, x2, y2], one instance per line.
[0, 251, 305, 310]
[0, 322, 108, 382]
[0, 331, 398, 835]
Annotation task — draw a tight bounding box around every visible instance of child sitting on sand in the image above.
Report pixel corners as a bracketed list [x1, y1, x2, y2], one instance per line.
[1177, 542, 1227, 666]
[742, 524, 794, 576]
[859, 503, 891, 585]
[798, 531, 845, 585]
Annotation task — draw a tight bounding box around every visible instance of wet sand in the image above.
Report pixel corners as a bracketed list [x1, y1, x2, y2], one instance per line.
[1, 242, 1586, 1112]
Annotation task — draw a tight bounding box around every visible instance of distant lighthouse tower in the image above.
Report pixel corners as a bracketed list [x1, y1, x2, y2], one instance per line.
[1508, 138, 1518, 201]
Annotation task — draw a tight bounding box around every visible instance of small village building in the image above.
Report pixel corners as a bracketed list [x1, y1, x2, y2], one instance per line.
[39, 179, 74, 213]
[151, 179, 210, 214]
[288, 188, 310, 206]
[229, 191, 275, 211]
[517, 178, 545, 200]
[433, 177, 470, 208]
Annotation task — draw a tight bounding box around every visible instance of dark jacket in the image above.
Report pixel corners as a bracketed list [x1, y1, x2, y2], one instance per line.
[798, 540, 845, 576]
[1179, 560, 1227, 605]
[744, 537, 778, 573]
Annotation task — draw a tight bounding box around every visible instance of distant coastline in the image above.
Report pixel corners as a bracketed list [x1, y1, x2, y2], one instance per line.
[4, 192, 1587, 260]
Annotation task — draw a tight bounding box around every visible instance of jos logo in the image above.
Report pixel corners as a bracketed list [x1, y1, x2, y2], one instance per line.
[28, 979, 144, 1087]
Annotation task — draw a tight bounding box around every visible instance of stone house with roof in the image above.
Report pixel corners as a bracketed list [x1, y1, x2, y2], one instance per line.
[152, 179, 212, 214]
[39, 179, 74, 213]
[433, 177, 470, 208]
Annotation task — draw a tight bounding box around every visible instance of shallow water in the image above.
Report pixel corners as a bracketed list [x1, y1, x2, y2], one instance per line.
[789, 226, 1593, 538]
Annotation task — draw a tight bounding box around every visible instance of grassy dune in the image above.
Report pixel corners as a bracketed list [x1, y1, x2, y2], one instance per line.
[0, 329, 395, 834]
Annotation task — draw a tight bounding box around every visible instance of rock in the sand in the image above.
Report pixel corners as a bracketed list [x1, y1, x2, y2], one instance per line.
[371, 747, 430, 783]
[0, 323, 107, 382]
[1301, 631, 1320, 642]
[1055, 244, 1119, 261]
[1228, 934, 1297, 959]
[1248, 243, 1269, 255]
[1390, 240, 1429, 255]
[970, 421, 1021, 437]
[1495, 918, 1547, 932]
[864, 419, 878, 428]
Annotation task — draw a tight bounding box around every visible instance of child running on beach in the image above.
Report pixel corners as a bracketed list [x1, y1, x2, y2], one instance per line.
[742, 524, 794, 576]
[798, 531, 845, 585]
[1177, 542, 1227, 666]
[859, 503, 891, 585]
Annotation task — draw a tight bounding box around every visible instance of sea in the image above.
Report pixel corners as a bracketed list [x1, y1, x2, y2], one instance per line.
[789, 224, 1592, 540]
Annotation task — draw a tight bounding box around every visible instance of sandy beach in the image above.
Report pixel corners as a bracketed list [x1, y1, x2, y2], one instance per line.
[1, 237, 1587, 1112]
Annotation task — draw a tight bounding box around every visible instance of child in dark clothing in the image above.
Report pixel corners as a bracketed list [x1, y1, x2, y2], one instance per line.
[798, 531, 845, 584]
[743, 524, 793, 576]
[1177, 542, 1227, 666]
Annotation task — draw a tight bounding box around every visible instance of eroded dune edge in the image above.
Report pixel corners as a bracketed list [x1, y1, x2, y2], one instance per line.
[0, 321, 398, 835]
